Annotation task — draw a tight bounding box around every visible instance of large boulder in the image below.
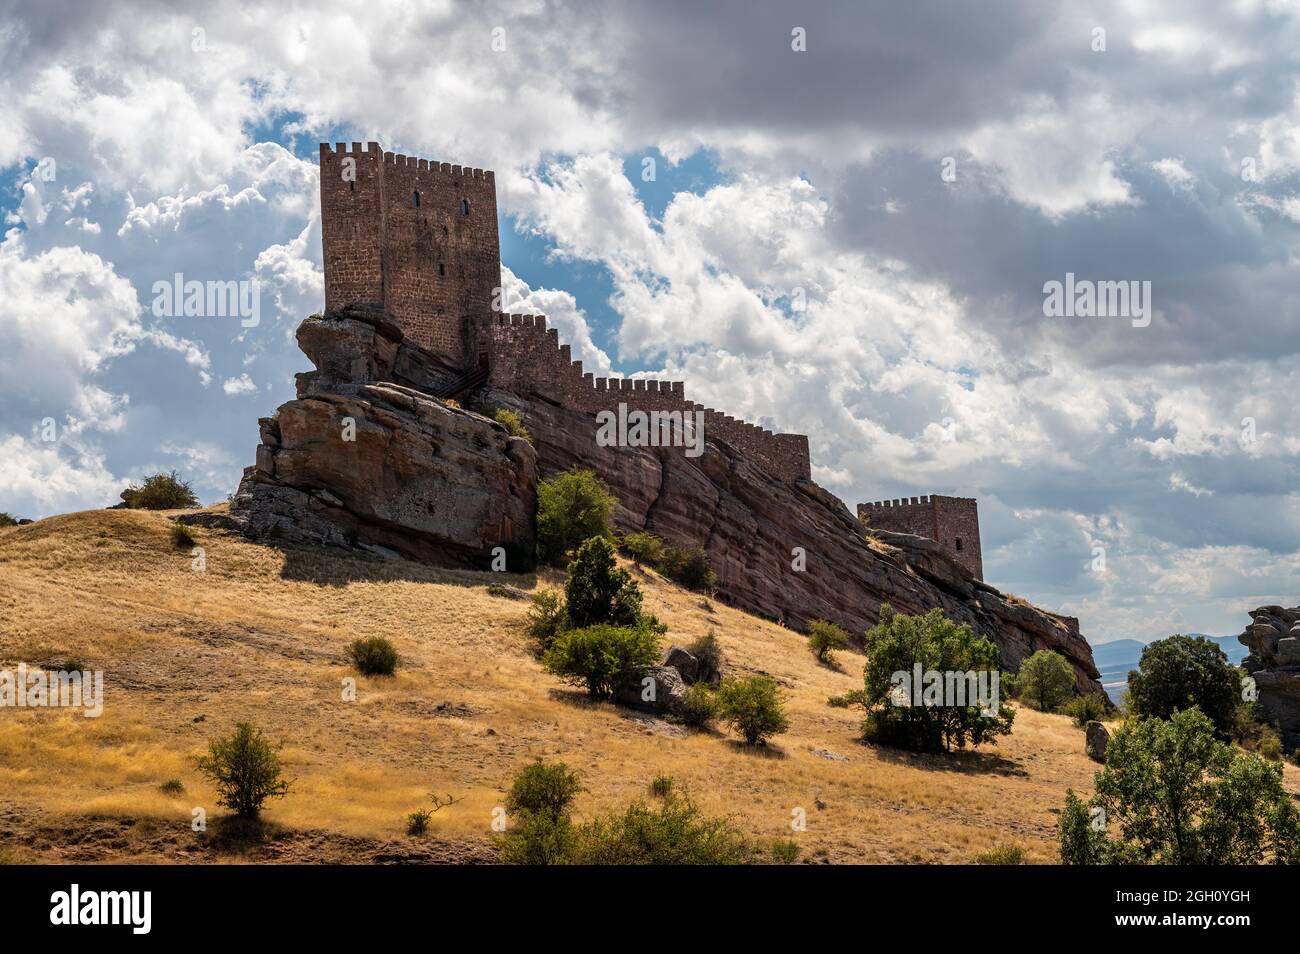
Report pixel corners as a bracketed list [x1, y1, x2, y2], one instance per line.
[615, 666, 687, 716]
[663, 646, 700, 684]
[1238, 604, 1300, 752]
[1085, 721, 1109, 762]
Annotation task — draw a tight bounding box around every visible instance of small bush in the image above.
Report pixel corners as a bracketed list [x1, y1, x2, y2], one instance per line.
[565, 537, 647, 629]
[827, 689, 867, 708]
[542, 624, 660, 699]
[120, 470, 200, 510]
[525, 588, 568, 653]
[491, 407, 532, 442]
[196, 722, 291, 818]
[717, 676, 789, 746]
[767, 839, 800, 864]
[170, 523, 195, 549]
[648, 774, 674, 799]
[406, 808, 432, 836]
[620, 531, 665, 566]
[58, 657, 87, 673]
[498, 809, 577, 865]
[1017, 649, 1076, 712]
[159, 778, 185, 796]
[0, 513, 16, 527]
[678, 682, 719, 729]
[807, 619, 850, 665]
[505, 759, 582, 821]
[574, 791, 755, 864]
[687, 630, 724, 683]
[975, 843, 1026, 865]
[657, 544, 718, 593]
[1059, 693, 1108, 727]
[347, 636, 398, 676]
[1233, 704, 1285, 761]
[536, 469, 615, 566]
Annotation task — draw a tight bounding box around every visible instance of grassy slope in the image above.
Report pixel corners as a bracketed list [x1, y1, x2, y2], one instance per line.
[3, 508, 1290, 863]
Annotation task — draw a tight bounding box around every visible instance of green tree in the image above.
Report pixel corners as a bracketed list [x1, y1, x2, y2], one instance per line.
[1017, 649, 1076, 712]
[807, 619, 850, 665]
[542, 625, 661, 699]
[620, 531, 664, 566]
[1127, 634, 1241, 737]
[535, 469, 615, 566]
[861, 605, 1014, 753]
[1058, 707, 1300, 865]
[196, 723, 292, 818]
[716, 676, 789, 745]
[120, 470, 200, 510]
[505, 759, 582, 821]
[564, 536, 645, 629]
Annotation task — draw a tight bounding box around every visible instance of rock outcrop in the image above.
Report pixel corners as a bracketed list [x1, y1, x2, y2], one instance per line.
[1240, 604, 1300, 751]
[1085, 721, 1109, 761]
[231, 310, 1105, 696]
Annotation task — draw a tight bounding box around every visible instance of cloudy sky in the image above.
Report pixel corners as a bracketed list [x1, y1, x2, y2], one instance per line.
[2, 0, 1298, 644]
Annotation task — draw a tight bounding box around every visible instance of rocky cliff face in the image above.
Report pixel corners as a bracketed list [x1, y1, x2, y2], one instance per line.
[1240, 604, 1300, 750]
[231, 310, 1104, 696]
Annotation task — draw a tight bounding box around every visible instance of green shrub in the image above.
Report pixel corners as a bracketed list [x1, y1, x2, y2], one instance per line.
[565, 536, 646, 629]
[120, 470, 199, 510]
[1059, 693, 1108, 727]
[677, 682, 719, 728]
[687, 630, 724, 683]
[649, 774, 674, 798]
[1233, 704, 1285, 761]
[974, 843, 1026, 865]
[717, 675, 789, 746]
[1058, 707, 1300, 864]
[1127, 634, 1241, 737]
[657, 544, 718, 593]
[536, 469, 615, 566]
[347, 636, 398, 676]
[159, 778, 185, 796]
[491, 407, 532, 442]
[407, 808, 432, 836]
[542, 624, 660, 699]
[1017, 649, 1076, 712]
[0, 513, 16, 527]
[525, 588, 568, 653]
[170, 522, 195, 549]
[767, 839, 800, 864]
[195, 722, 291, 819]
[505, 760, 583, 821]
[827, 689, 867, 708]
[858, 605, 1013, 753]
[498, 809, 577, 864]
[807, 619, 850, 665]
[573, 791, 755, 864]
[620, 531, 665, 566]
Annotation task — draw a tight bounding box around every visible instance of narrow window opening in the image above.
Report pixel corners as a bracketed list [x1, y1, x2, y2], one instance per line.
[438, 262, 446, 276]
[413, 191, 420, 207]
[460, 198, 470, 215]
[955, 538, 963, 552]
[349, 180, 355, 193]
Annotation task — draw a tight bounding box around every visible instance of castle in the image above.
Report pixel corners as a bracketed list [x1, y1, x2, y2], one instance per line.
[318, 141, 982, 571]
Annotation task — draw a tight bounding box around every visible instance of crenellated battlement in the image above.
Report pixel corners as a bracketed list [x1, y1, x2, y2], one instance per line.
[858, 495, 983, 580]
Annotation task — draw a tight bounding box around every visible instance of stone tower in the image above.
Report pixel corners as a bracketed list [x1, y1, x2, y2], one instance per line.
[319, 142, 500, 365]
[857, 495, 984, 580]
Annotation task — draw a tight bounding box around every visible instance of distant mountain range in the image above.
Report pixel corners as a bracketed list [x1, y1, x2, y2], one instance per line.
[1089, 633, 1247, 704]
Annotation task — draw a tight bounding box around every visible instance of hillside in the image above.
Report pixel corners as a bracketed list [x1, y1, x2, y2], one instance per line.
[5, 509, 1290, 864]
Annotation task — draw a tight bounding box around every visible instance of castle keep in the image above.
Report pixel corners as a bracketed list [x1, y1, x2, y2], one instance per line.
[858, 496, 983, 580]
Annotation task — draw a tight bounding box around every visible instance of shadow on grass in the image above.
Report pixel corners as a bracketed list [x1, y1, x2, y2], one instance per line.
[276, 542, 541, 590]
[722, 739, 789, 759]
[866, 741, 1026, 777]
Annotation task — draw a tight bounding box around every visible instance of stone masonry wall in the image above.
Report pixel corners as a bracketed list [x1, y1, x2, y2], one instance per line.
[858, 495, 983, 580]
[320, 142, 499, 363]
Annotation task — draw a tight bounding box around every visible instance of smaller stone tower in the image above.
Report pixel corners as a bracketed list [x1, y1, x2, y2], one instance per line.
[857, 495, 983, 580]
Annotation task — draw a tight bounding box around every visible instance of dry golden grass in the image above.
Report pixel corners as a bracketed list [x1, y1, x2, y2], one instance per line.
[2, 508, 1294, 864]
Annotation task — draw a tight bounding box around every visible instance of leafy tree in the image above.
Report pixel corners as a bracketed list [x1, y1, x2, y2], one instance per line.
[564, 536, 645, 629]
[196, 723, 292, 818]
[656, 544, 718, 593]
[120, 471, 200, 510]
[535, 469, 614, 566]
[807, 619, 850, 665]
[525, 588, 569, 653]
[717, 676, 789, 745]
[1017, 649, 1076, 712]
[1058, 707, 1300, 865]
[860, 605, 1014, 753]
[1127, 634, 1241, 737]
[505, 759, 582, 821]
[542, 624, 661, 699]
[620, 531, 665, 566]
